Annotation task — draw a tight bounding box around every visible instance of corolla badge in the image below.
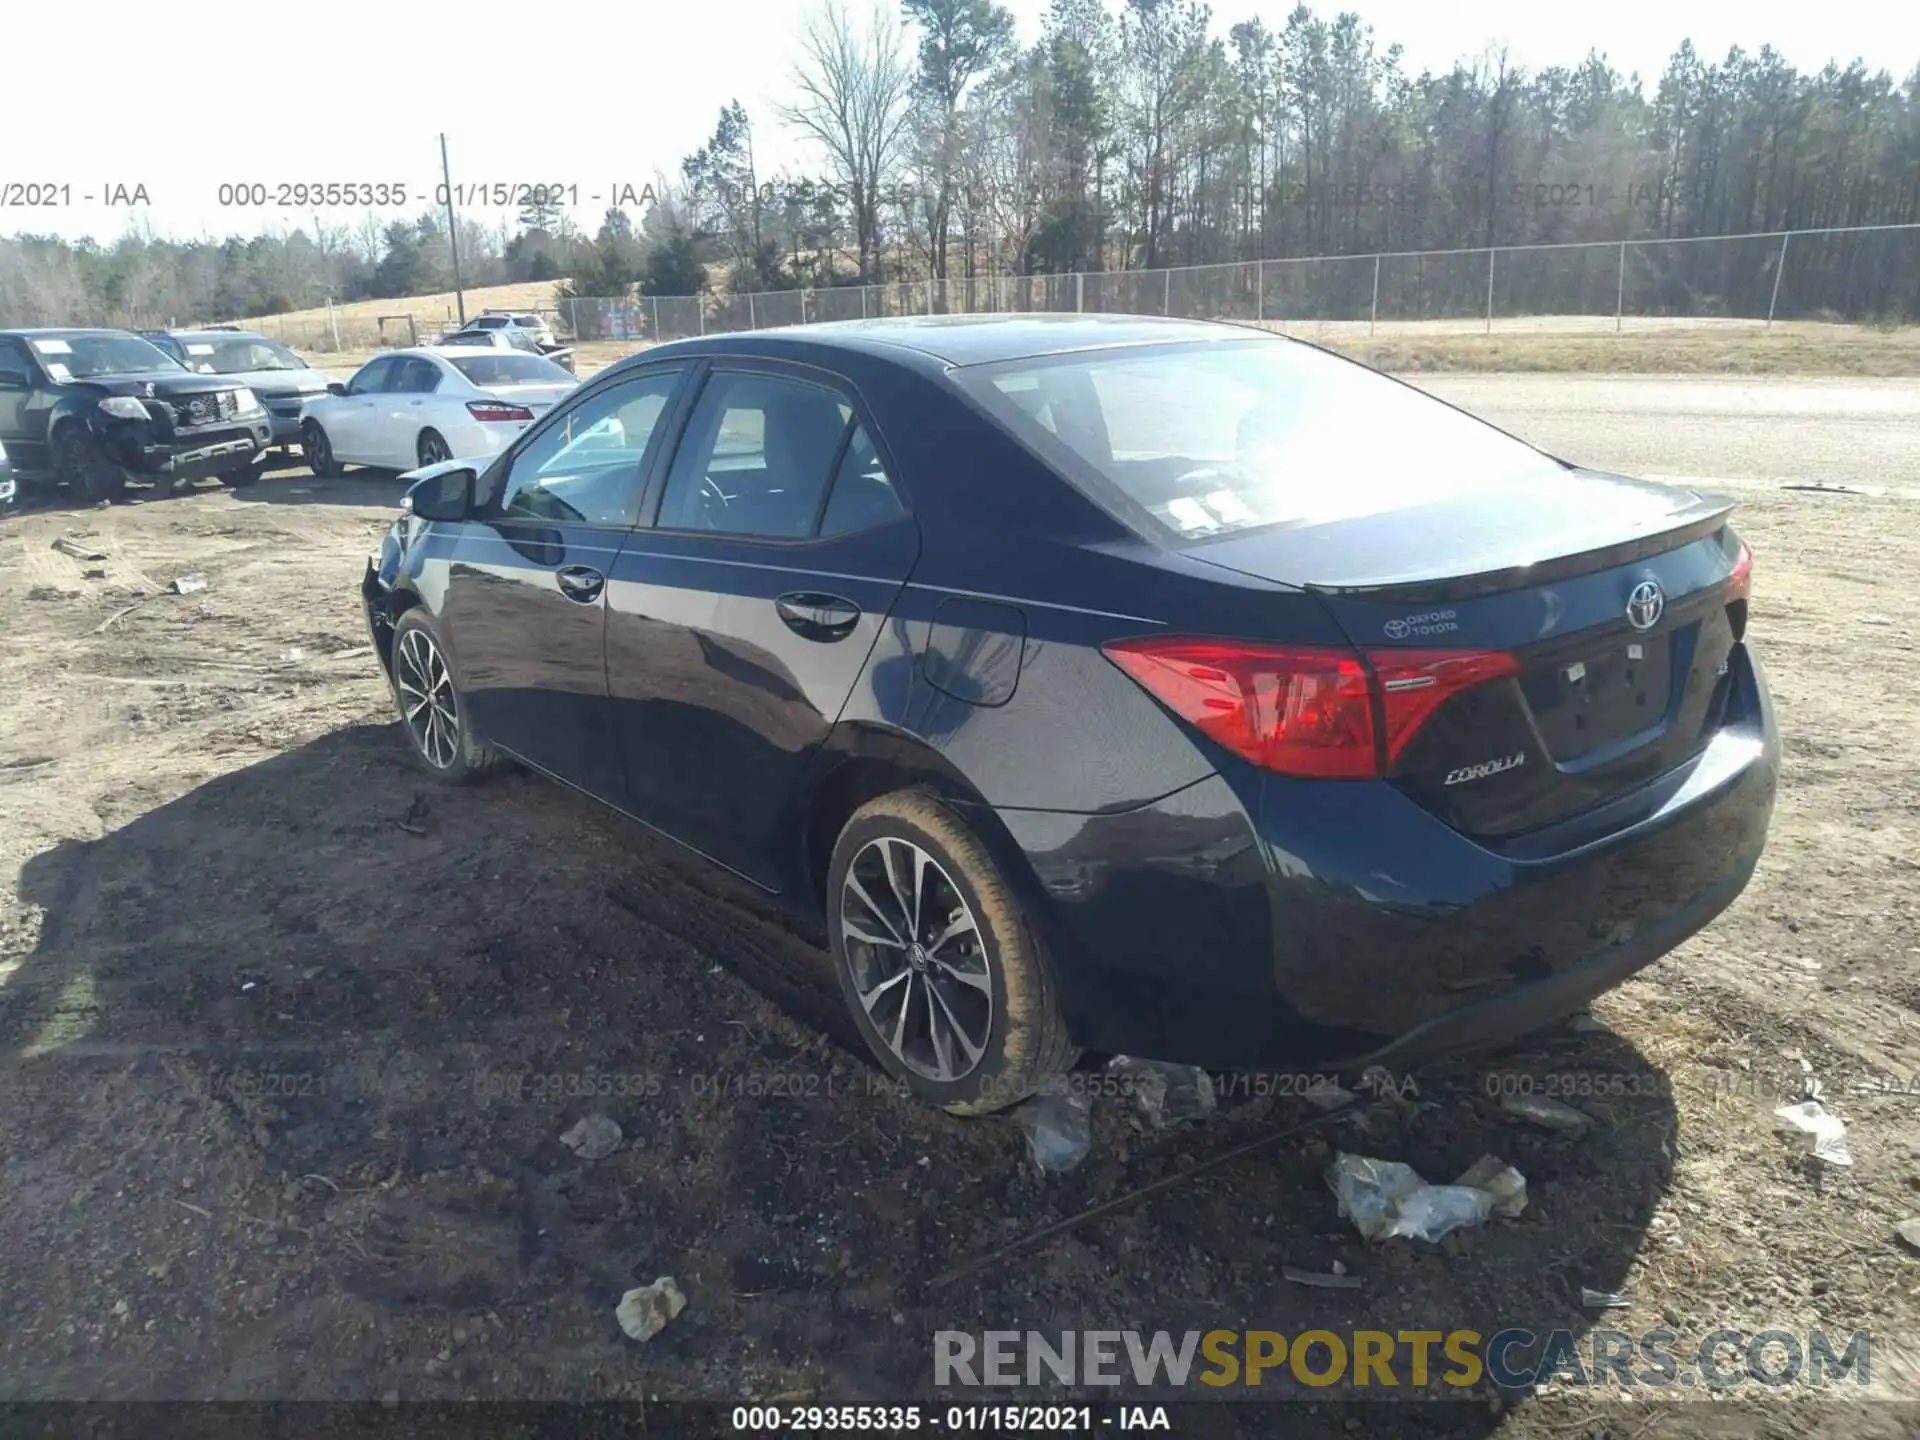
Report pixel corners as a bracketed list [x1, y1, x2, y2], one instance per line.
[1625, 579, 1665, 631]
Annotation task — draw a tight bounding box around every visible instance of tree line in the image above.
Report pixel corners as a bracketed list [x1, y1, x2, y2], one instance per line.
[4, 0, 1918, 329]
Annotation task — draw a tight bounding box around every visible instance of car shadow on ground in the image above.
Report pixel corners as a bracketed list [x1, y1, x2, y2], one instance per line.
[235, 462, 415, 509]
[0, 723, 1671, 1429]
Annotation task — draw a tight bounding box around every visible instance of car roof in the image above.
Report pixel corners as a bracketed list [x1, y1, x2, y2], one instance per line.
[635, 312, 1265, 371]
[0, 327, 143, 340]
[166, 329, 274, 342]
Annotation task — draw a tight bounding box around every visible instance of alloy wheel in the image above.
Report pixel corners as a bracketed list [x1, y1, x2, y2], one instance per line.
[839, 837, 993, 1082]
[395, 627, 460, 770]
[419, 432, 450, 466]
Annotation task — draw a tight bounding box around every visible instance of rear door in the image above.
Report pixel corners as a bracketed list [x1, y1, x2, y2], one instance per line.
[606, 361, 919, 889]
[379, 355, 445, 468]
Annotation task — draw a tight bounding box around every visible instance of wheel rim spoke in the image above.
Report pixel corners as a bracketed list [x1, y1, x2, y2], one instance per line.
[881, 839, 917, 940]
[925, 910, 975, 958]
[856, 965, 911, 1016]
[928, 978, 985, 1067]
[844, 875, 904, 946]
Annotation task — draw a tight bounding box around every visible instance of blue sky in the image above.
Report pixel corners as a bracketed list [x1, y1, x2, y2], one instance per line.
[8, 0, 1916, 244]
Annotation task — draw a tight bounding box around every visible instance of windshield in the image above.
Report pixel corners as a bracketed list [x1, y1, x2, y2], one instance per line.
[29, 333, 184, 380]
[450, 354, 573, 386]
[954, 338, 1565, 543]
[178, 336, 307, 374]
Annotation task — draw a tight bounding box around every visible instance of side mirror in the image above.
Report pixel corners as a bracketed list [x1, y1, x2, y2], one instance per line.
[327, 381, 348, 396]
[403, 467, 476, 522]
[0, 369, 28, 391]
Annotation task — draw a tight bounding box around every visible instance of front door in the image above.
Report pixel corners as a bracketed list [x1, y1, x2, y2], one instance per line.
[0, 337, 45, 471]
[606, 364, 920, 889]
[438, 364, 689, 799]
[326, 355, 395, 463]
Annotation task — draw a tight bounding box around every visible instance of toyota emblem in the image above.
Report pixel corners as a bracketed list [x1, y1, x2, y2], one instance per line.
[1625, 579, 1665, 631]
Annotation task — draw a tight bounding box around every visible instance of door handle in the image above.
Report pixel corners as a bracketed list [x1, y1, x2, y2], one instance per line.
[775, 591, 861, 642]
[555, 564, 605, 604]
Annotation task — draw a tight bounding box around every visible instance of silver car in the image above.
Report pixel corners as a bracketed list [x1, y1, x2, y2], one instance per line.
[146, 331, 341, 448]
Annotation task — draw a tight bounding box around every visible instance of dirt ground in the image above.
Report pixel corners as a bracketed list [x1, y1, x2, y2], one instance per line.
[2, 388, 1919, 1436]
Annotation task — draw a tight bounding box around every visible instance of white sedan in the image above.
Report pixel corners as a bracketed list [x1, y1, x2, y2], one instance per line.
[298, 346, 579, 476]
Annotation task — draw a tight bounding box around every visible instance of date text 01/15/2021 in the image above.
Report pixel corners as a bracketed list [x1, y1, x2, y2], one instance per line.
[728, 1404, 1168, 1431]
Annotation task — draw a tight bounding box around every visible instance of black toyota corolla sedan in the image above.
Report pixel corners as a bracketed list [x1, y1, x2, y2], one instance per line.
[360, 314, 1777, 1113]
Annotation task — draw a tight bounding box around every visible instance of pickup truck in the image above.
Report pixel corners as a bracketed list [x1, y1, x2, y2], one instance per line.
[0, 328, 270, 502]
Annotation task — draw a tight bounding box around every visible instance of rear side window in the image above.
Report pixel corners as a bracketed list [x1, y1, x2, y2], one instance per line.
[387, 357, 442, 393]
[954, 340, 1565, 544]
[657, 372, 855, 539]
[820, 424, 904, 535]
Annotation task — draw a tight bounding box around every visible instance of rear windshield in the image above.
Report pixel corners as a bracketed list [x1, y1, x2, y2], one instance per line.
[449, 353, 573, 385]
[953, 338, 1565, 543]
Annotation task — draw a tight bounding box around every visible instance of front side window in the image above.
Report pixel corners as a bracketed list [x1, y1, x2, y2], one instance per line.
[494, 369, 683, 526]
[347, 357, 396, 394]
[954, 338, 1566, 544]
[657, 372, 855, 539]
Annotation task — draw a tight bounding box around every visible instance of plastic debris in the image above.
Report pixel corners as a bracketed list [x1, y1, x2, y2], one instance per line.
[559, 1113, 624, 1161]
[1894, 1219, 1920, 1255]
[1454, 1154, 1529, 1217]
[1582, 1287, 1632, 1309]
[1326, 1152, 1506, 1243]
[1283, 1265, 1363, 1290]
[1775, 1099, 1853, 1166]
[1497, 1092, 1593, 1133]
[52, 535, 108, 562]
[1108, 1056, 1215, 1128]
[616, 1277, 686, 1342]
[1016, 1090, 1093, 1175]
[171, 573, 208, 595]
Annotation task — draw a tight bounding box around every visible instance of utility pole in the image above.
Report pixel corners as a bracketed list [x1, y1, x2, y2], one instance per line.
[441, 133, 466, 326]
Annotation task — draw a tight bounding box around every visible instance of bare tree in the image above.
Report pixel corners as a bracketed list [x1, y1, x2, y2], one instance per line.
[780, 0, 917, 280]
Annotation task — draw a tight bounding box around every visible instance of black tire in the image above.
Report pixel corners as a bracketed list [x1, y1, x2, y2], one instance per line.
[827, 790, 1078, 1115]
[416, 429, 452, 468]
[386, 610, 502, 783]
[223, 457, 270, 489]
[54, 426, 128, 504]
[301, 420, 345, 478]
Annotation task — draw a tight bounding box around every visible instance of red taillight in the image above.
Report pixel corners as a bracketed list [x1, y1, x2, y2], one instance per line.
[467, 400, 534, 423]
[1725, 541, 1753, 641]
[1367, 648, 1522, 768]
[1726, 541, 1753, 605]
[1102, 637, 1517, 780]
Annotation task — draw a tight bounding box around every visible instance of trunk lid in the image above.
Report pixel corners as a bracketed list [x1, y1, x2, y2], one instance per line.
[481, 381, 575, 414]
[1190, 470, 1748, 839]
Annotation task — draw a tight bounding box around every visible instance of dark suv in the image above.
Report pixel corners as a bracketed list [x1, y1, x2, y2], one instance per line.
[0, 329, 271, 502]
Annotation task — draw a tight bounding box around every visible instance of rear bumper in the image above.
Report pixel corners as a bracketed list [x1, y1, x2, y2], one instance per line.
[998, 643, 1778, 1072]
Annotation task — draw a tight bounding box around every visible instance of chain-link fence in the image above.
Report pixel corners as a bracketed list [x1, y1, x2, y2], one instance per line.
[554, 222, 1920, 347]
